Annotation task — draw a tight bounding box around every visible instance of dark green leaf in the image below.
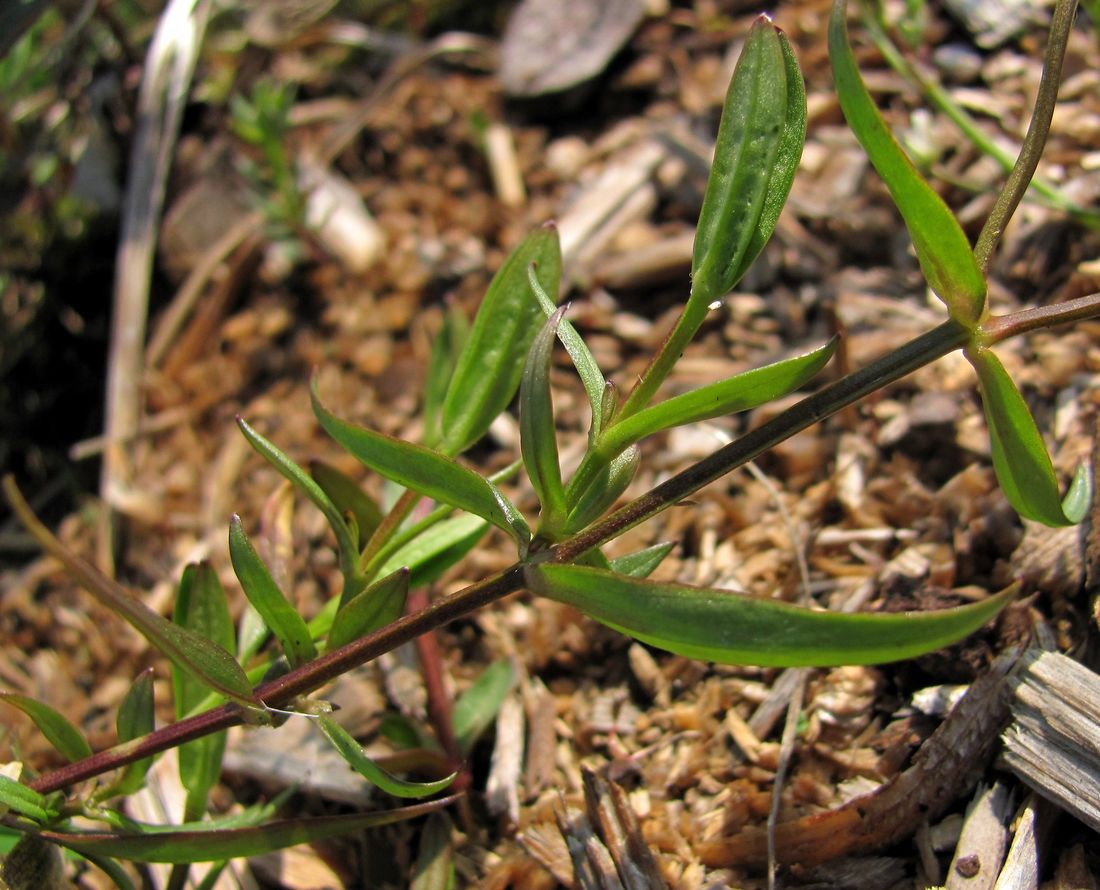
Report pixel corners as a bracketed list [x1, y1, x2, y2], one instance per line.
[968, 347, 1088, 526]
[452, 659, 515, 756]
[237, 418, 359, 571]
[111, 669, 155, 796]
[229, 515, 317, 667]
[313, 386, 531, 552]
[0, 480, 259, 712]
[411, 812, 454, 890]
[41, 796, 461, 863]
[521, 308, 568, 525]
[440, 225, 561, 455]
[173, 564, 238, 812]
[375, 515, 489, 589]
[529, 265, 607, 437]
[309, 460, 384, 549]
[829, 0, 985, 323]
[328, 568, 409, 651]
[0, 775, 55, 822]
[529, 564, 1015, 667]
[608, 542, 676, 578]
[423, 302, 470, 449]
[602, 338, 836, 454]
[0, 694, 92, 764]
[566, 446, 640, 533]
[316, 715, 455, 798]
[692, 17, 802, 303]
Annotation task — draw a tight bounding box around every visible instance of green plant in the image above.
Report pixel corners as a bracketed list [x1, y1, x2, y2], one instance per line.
[3, 1, 1098, 884]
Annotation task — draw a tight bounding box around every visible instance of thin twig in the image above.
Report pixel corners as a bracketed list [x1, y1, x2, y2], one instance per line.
[973, 0, 1080, 270]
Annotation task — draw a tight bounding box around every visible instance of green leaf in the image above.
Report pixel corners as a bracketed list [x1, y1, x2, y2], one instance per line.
[309, 460, 384, 549]
[374, 514, 489, 588]
[423, 302, 470, 449]
[229, 515, 317, 668]
[521, 307, 568, 525]
[968, 347, 1089, 526]
[328, 568, 409, 651]
[566, 446, 640, 533]
[411, 812, 454, 890]
[528, 564, 1015, 667]
[316, 715, 456, 799]
[829, 0, 986, 323]
[313, 385, 531, 552]
[0, 694, 92, 764]
[602, 338, 836, 454]
[237, 418, 359, 574]
[0, 479, 259, 712]
[41, 797, 461, 863]
[608, 542, 676, 578]
[0, 775, 55, 822]
[528, 265, 607, 437]
[452, 659, 515, 756]
[173, 564, 237, 815]
[110, 669, 155, 796]
[440, 224, 562, 455]
[691, 17, 804, 303]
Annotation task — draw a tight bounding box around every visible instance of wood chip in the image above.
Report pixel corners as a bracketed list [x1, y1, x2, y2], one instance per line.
[945, 781, 1013, 890]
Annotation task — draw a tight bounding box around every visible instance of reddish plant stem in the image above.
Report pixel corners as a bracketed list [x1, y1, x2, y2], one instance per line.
[979, 291, 1100, 345]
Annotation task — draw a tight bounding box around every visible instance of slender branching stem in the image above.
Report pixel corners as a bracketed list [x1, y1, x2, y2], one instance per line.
[974, 0, 1079, 270]
[979, 291, 1100, 345]
[22, 288, 1100, 795]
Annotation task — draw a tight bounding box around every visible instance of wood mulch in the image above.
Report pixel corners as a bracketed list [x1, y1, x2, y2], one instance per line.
[3, 1, 1100, 887]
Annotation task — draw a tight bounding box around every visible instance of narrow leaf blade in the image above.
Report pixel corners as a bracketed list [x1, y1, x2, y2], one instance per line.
[529, 564, 1014, 667]
[1, 480, 259, 711]
[529, 265, 606, 436]
[229, 516, 317, 668]
[969, 347, 1085, 526]
[608, 542, 676, 578]
[604, 338, 836, 453]
[327, 568, 409, 651]
[316, 715, 456, 799]
[111, 668, 156, 796]
[0, 693, 92, 764]
[520, 308, 568, 523]
[691, 18, 792, 302]
[0, 775, 55, 822]
[237, 418, 358, 569]
[42, 797, 461, 863]
[452, 659, 515, 756]
[441, 225, 562, 455]
[313, 386, 531, 551]
[828, 0, 985, 323]
[309, 460, 384, 549]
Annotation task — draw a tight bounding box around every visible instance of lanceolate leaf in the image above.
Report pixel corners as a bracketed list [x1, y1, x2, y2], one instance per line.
[327, 568, 409, 651]
[529, 564, 1015, 667]
[313, 385, 531, 552]
[423, 302, 470, 449]
[521, 308, 569, 523]
[229, 516, 317, 668]
[41, 796, 461, 863]
[608, 542, 676, 578]
[968, 347, 1089, 526]
[829, 0, 986, 323]
[0, 775, 56, 822]
[440, 224, 562, 456]
[374, 514, 489, 587]
[111, 669, 156, 796]
[691, 17, 801, 304]
[566, 446, 640, 533]
[316, 715, 456, 799]
[309, 460, 384, 550]
[601, 339, 836, 455]
[237, 418, 358, 573]
[452, 659, 515, 756]
[1, 479, 258, 711]
[0, 694, 92, 764]
[173, 564, 238, 813]
[529, 265, 606, 437]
